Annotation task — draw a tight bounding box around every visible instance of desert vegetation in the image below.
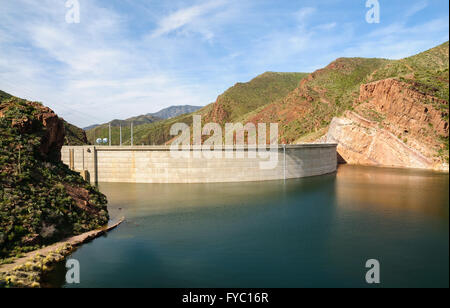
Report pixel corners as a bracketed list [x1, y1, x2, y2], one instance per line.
[0, 95, 109, 262]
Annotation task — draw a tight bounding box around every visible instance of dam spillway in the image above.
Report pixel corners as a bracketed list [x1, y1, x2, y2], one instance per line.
[61, 144, 338, 184]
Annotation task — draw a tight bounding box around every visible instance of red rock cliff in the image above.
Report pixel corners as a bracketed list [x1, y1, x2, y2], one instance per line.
[0, 100, 66, 161]
[326, 78, 449, 171]
[33, 103, 66, 161]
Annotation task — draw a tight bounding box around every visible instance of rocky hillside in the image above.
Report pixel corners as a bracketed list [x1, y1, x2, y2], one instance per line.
[63, 121, 89, 146]
[0, 90, 12, 102]
[324, 42, 449, 171]
[246, 58, 391, 143]
[0, 96, 109, 261]
[0, 90, 89, 146]
[208, 42, 448, 171]
[111, 72, 308, 145]
[85, 105, 202, 144]
[204, 72, 309, 124]
[151, 105, 202, 119]
[85, 113, 161, 145]
[88, 42, 448, 171]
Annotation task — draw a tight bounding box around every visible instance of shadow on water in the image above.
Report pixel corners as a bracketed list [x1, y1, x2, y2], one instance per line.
[45, 165, 449, 288]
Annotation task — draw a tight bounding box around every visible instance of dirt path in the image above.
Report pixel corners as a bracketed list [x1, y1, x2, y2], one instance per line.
[0, 218, 124, 287]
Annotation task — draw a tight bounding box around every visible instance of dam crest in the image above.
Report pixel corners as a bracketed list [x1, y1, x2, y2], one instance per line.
[61, 144, 338, 184]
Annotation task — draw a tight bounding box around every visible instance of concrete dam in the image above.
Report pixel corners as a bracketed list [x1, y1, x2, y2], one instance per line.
[61, 144, 338, 184]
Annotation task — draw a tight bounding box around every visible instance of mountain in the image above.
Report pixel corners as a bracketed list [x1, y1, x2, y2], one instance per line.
[83, 124, 100, 131]
[84, 105, 201, 131]
[121, 42, 448, 170]
[0, 90, 12, 102]
[0, 96, 109, 262]
[83, 113, 160, 132]
[324, 42, 449, 170]
[0, 90, 88, 146]
[247, 42, 448, 170]
[241, 58, 391, 143]
[204, 72, 309, 124]
[116, 72, 308, 145]
[13, 42, 445, 170]
[84, 105, 202, 144]
[63, 121, 89, 146]
[85, 114, 161, 145]
[85, 114, 160, 131]
[109, 114, 161, 128]
[150, 105, 202, 119]
[85, 71, 306, 145]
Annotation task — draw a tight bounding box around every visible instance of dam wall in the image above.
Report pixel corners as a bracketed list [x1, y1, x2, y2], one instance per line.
[61, 144, 337, 184]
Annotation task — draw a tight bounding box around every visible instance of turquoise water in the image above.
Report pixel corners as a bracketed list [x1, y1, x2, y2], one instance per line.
[45, 165, 449, 288]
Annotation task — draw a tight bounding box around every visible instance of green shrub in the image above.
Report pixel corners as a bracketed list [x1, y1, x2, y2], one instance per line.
[0, 98, 109, 261]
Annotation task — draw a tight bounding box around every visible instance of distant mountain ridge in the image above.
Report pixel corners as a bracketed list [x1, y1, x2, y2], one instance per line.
[114, 42, 448, 170]
[83, 105, 202, 131]
[84, 105, 202, 144]
[85, 72, 308, 145]
[150, 105, 202, 120]
[110, 114, 161, 128]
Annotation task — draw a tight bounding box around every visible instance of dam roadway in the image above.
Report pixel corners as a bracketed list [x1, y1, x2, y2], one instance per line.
[61, 144, 338, 184]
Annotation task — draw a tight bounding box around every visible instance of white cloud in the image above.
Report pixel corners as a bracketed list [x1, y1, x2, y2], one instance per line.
[0, 0, 447, 128]
[342, 17, 449, 59]
[151, 0, 227, 38]
[367, 18, 449, 40]
[0, 0, 220, 127]
[294, 7, 316, 21]
[314, 22, 337, 31]
[405, 1, 428, 18]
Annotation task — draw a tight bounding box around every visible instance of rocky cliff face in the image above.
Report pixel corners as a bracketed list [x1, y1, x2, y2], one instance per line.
[63, 120, 89, 146]
[247, 58, 390, 144]
[0, 97, 109, 260]
[326, 78, 449, 171]
[1, 101, 65, 161]
[34, 103, 66, 161]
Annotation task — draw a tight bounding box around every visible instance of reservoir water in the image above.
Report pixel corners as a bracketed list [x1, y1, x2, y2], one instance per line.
[45, 165, 449, 288]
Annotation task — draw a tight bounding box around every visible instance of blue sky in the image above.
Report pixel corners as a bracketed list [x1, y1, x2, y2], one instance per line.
[0, 0, 448, 127]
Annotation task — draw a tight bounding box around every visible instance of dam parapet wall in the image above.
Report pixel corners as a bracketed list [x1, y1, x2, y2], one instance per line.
[61, 144, 337, 184]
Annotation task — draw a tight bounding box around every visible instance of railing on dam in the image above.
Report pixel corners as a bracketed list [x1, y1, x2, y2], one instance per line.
[61, 144, 338, 184]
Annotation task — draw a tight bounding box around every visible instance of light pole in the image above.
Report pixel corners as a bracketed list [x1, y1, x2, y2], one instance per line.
[120, 124, 122, 146]
[131, 122, 134, 146]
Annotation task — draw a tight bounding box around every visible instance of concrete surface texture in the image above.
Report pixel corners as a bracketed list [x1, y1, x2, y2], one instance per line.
[61, 145, 338, 184]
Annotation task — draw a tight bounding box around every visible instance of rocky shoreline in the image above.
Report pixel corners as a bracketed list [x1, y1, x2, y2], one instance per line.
[0, 218, 124, 288]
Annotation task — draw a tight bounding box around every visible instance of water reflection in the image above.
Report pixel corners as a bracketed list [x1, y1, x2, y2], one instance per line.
[103, 173, 338, 220]
[44, 165, 448, 288]
[336, 165, 449, 218]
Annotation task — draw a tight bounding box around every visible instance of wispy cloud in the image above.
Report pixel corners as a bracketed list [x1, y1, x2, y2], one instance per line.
[344, 17, 449, 59]
[0, 0, 222, 126]
[0, 0, 448, 127]
[151, 0, 227, 39]
[314, 22, 337, 31]
[405, 1, 428, 18]
[294, 7, 316, 21]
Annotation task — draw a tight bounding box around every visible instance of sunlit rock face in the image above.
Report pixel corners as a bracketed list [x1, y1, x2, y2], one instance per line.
[0, 97, 109, 260]
[326, 79, 449, 172]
